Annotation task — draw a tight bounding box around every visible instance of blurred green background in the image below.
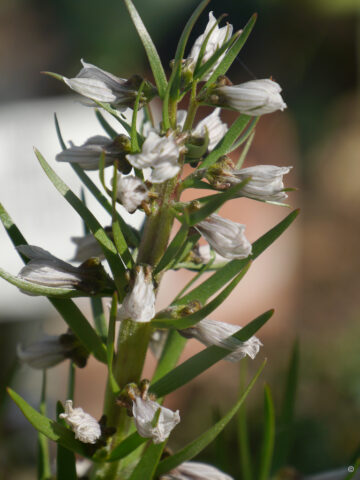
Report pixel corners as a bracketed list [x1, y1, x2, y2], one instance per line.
[0, 0, 359, 478]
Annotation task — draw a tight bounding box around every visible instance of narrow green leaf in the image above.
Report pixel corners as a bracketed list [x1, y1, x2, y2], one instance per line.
[38, 371, 51, 480]
[259, 385, 275, 480]
[91, 297, 108, 340]
[0, 202, 107, 364]
[54, 113, 67, 150]
[237, 130, 256, 169]
[203, 14, 257, 88]
[178, 179, 250, 227]
[34, 148, 127, 293]
[152, 261, 251, 329]
[123, 0, 167, 98]
[151, 310, 273, 398]
[94, 100, 132, 135]
[228, 117, 259, 156]
[95, 109, 118, 139]
[67, 362, 76, 400]
[173, 252, 216, 300]
[56, 402, 77, 480]
[152, 331, 187, 384]
[154, 225, 189, 275]
[175, 209, 299, 306]
[130, 81, 145, 153]
[129, 441, 165, 480]
[8, 388, 91, 458]
[107, 292, 121, 395]
[200, 114, 251, 170]
[171, 232, 200, 268]
[107, 432, 147, 462]
[273, 340, 299, 470]
[155, 359, 266, 476]
[237, 358, 253, 480]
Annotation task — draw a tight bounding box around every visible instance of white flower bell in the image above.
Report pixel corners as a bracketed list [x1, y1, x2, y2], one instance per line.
[192, 108, 228, 152]
[161, 461, 234, 479]
[116, 175, 148, 213]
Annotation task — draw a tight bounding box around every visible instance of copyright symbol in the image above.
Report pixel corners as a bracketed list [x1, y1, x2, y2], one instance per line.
[348, 466, 354, 473]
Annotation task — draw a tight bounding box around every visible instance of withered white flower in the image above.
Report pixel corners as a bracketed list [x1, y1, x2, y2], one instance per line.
[132, 395, 180, 444]
[17, 245, 110, 294]
[216, 79, 287, 115]
[179, 318, 262, 362]
[117, 175, 149, 213]
[17, 335, 70, 370]
[71, 233, 105, 263]
[56, 135, 130, 170]
[222, 165, 292, 202]
[116, 266, 155, 323]
[161, 461, 234, 480]
[192, 108, 228, 151]
[195, 214, 252, 260]
[187, 11, 233, 80]
[63, 59, 139, 110]
[127, 131, 181, 184]
[59, 400, 101, 444]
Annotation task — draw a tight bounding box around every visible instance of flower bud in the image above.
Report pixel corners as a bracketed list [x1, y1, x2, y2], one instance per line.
[195, 214, 252, 260]
[126, 131, 181, 184]
[59, 400, 101, 444]
[116, 175, 149, 213]
[210, 79, 287, 115]
[161, 461, 234, 479]
[63, 59, 157, 110]
[116, 266, 155, 323]
[56, 134, 131, 172]
[179, 318, 262, 362]
[17, 245, 113, 295]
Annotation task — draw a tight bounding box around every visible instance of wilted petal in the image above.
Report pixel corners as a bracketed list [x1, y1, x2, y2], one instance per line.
[195, 214, 252, 260]
[117, 175, 148, 213]
[179, 318, 262, 362]
[215, 79, 287, 115]
[132, 396, 180, 444]
[192, 108, 228, 151]
[117, 266, 155, 323]
[60, 400, 101, 444]
[161, 461, 234, 479]
[127, 131, 181, 183]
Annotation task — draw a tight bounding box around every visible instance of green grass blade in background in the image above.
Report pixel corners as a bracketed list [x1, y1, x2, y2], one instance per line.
[155, 359, 266, 476]
[37, 371, 51, 480]
[273, 340, 299, 471]
[258, 384, 275, 480]
[0, 203, 107, 364]
[123, 0, 167, 98]
[237, 358, 253, 480]
[128, 442, 165, 480]
[56, 402, 77, 480]
[151, 310, 273, 397]
[8, 388, 91, 458]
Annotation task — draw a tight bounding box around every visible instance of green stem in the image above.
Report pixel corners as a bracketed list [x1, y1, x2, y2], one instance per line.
[183, 81, 199, 132]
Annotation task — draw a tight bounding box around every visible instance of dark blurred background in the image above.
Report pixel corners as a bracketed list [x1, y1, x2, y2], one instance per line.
[0, 0, 359, 478]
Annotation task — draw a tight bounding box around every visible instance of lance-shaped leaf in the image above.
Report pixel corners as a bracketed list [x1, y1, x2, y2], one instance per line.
[155, 359, 266, 476]
[199, 114, 251, 170]
[107, 432, 147, 462]
[35, 148, 127, 293]
[152, 331, 187, 384]
[130, 81, 145, 153]
[174, 209, 299, 306]
[203, 13, 257, 89]
[128, 441, 165, 480]
[107, 293, 121, 395]
[150, 310, 273, 398]
[56, 402, 77, 480]
[123, 0, 167, 98]
[227, 117, 259, 155]
[154, 224, 189, 275]
[0, 203, 107, 364]
[7, 388, 92, 458]
[258, 385, 275, 480]
[152, 261, 251, 329]
[95, 109, 118, 139]
[177, 178, 250, 227]
[38, 371, 51, 480]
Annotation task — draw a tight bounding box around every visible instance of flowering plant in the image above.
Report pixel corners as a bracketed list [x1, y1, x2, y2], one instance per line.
[0, 1, 298, 478]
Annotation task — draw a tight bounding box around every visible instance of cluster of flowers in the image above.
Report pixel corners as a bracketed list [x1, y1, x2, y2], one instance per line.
[14, 10, 292, 479]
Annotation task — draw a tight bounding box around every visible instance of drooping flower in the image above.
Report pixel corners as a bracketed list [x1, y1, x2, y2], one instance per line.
[132, 395, 180, 444]
[195, 214, 252, 260]
[116, 175, 149, 213]
[17, 332, 88, 369]
[56, 134, 131, 171]
[17, 245, 112, 295]
[160, 461, 234, 479]
[116, 266, 155, 323]
[213, 79, 287, 115]
[210, 164, 292, 203]
[192, 108, 228, 152]
[179, 318, 262, 362]
[59, 400, 101, 444]
[126, 131, 181, 183]
[71, 233, 105, 263]
[62, 59, 156, 110]
[187, 12, 233, 80]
